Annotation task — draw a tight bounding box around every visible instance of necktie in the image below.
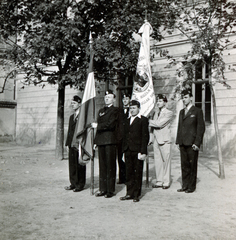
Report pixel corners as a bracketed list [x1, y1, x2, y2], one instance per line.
[74, 113, 77, 121]
[184, 107, 188, 116]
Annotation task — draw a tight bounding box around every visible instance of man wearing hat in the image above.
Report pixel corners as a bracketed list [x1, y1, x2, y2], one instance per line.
[149, 94, 173, 189]
[117, 93, 131, 184]
[176, 89, 205, 193]
[93, 90, 119, 198]
[65, 95, 86, 192]
[120, 100, 149, 202]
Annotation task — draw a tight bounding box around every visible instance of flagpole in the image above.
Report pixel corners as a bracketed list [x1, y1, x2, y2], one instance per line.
[145, 2, 150, 188]
[90, 131, 95, 195]
[89, 31, 95, 195]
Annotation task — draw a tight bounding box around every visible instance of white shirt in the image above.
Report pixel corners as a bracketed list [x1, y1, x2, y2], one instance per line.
[129, 113, 141, 124]
[185, 103, 193, 115]
[74, 109, 80, 120]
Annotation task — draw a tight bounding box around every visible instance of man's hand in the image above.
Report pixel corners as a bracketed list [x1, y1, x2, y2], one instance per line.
[192, 144, 199, 151]
[91, 123, 98, 128]
[138, 153, 146, 161]
[93, 144, 97, 150]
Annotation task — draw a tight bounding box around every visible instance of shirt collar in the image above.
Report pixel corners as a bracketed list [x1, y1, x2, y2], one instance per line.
[186, 103, 193, 111]
[129, 113, 141, 119]
[75, 108, 80, 117]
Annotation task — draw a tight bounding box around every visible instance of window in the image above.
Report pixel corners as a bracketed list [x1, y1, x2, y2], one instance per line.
[117, 75, 133, 107]
[192, 60, 211, 123]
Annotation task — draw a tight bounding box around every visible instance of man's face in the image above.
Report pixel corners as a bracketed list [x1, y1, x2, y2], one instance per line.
[157, 99, 166, 109]
[104, 94, 115, 106]
[122, 97, 130, 107]
[71, 100, 81, 111]
[129, 105, 140, 117]
[182, 94, 192, 107]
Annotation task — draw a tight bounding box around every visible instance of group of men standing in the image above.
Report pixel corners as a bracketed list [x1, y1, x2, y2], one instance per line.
[64, 88, 205, 202]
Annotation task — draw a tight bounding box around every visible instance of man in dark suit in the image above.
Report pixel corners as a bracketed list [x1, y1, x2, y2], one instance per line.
[120, 100, 149, 202]
[93, 90, 119, 198]
[117, 93, 130, 184]
[176, 89, 205, 193]
[65, 95, 86, 192]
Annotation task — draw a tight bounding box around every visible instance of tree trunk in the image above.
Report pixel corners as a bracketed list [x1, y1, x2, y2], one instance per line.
[210, 84, 225, 179]
[55, 85, 65, 160]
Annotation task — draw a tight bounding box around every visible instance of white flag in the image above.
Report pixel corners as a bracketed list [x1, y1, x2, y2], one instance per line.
[132, 21, 155, 117]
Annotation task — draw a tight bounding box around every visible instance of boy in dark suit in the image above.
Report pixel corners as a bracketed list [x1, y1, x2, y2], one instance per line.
[120, 100, 149, 202]
[176, 89, 205, 193]
[117, 93, 131, 184]
[93, 90, 119, 198]
[65, 95, 86, 192]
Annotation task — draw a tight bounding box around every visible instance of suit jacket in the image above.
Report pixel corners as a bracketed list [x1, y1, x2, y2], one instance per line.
[65, 114, 77, 147]
[122, 115, 149, 154]
[176, 105, 205, 148]
[117, 107, 129, 142]
[149, 107, 173, 144]
[94, 105, 119, 146]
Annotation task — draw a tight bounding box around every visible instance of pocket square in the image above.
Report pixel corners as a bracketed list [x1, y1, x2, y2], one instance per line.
[190, 115, 196, 117]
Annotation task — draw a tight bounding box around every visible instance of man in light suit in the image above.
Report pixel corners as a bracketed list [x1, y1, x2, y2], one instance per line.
[149, 94, 173, 189]
[92, 90, 119, 198]
[176, 89, 205, 193]
[120, 100, 149, 202]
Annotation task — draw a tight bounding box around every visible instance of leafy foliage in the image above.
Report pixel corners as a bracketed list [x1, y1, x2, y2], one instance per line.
[164, 0, 236, 89]
[0, 0, 175, 89]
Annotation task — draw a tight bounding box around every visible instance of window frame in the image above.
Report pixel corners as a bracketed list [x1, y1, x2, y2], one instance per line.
[192, 62, 212, 124]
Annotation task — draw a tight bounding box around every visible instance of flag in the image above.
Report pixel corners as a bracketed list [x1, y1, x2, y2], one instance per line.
[132, 21, 155, 117]
[72, 34, 96, 164]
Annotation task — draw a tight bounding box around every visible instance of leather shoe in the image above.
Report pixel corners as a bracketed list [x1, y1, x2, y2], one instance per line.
[177, 188, 187, 192]
[64, 186, 75, 190]
[95, 191, 106, 197]
[185, 189, 194, 193]
[152, 184, 162, 188]
[73, 188, 83, 192]
[104, 193, 114, 198]
[120, 195, 133, 201]
[117, 181, 125, 184]
[133, 198, 140, 202]
[162, 186, 170, 189]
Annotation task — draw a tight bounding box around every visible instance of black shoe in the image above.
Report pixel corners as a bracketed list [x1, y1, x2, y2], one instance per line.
[104, 193, 114, 198]
[185, 189, 194, 193]
[73, 188, 83, 192]
[117, 181, 125, 184]
[133, 198, 140, 202]
[177, 188, 187, 192]
[95, 191, 107, 197]
[120, 195, 133, 201]
[162, 186, 170, 189]
[64, 186, 75, 190]
[152, 184, 162, 188]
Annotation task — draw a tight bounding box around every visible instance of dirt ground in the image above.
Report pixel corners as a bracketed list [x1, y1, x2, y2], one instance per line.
[0, 142, 236, 240]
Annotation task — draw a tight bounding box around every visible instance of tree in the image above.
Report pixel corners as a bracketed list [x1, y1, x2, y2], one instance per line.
[0, 0, 175, 159]
[164, 0, 236, 178]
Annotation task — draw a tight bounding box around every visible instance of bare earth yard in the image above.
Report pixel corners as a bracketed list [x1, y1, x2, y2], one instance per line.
[0, 142, 236, 240]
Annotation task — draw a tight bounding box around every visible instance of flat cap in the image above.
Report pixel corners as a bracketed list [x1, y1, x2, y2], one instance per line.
[130, 100, 140, 108]
[72, 95, 82, 103]
[122, 93, 131, 99]
[105, 89, 116, 97]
